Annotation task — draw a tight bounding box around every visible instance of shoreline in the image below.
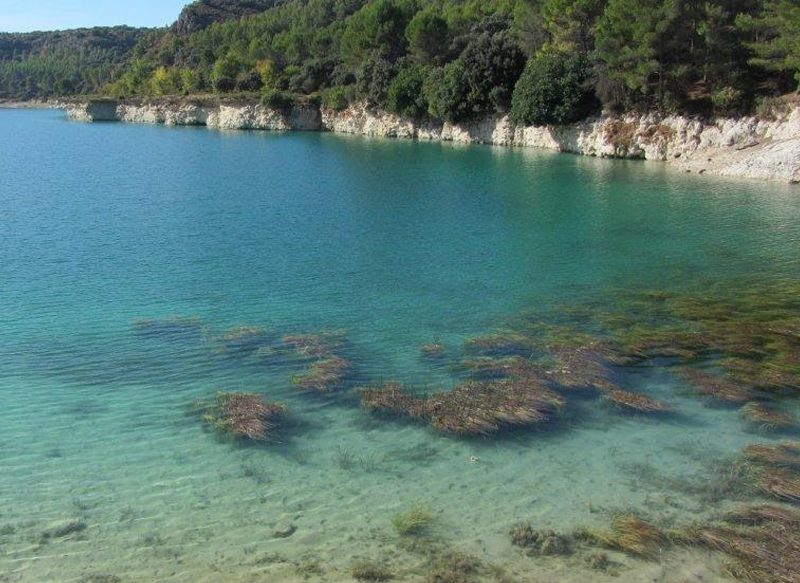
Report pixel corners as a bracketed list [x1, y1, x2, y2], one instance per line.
[62, 97, 800, 184]
[0, 99, 61, 109]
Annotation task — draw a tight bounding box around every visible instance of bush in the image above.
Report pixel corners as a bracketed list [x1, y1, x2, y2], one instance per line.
[236, 70, 264, 92]
[356, 51, 397, 106]
[321, 86, 353, 111]
[460, 16, 526, 113]
[213, 76, 236, 93]
[261, 88, 296, 110]
[424, 61, 472, 122]
[386, 64, 428, 118]
[711, 86, 746, 117]
[510, 52, 596, 126]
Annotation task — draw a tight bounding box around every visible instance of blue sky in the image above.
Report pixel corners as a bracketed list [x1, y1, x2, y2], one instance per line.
[0, 0, 190, 32]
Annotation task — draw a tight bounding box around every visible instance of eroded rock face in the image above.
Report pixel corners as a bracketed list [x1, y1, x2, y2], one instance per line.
[175, 0, 280, 35]
[64, 99, 800, 184]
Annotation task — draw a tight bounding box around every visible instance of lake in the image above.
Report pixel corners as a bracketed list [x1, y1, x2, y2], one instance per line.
[1, 108, 799, 582]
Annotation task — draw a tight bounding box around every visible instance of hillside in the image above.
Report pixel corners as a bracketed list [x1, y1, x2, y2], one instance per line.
[2, 0, 799, 125]
[105, 0, 800, 124]
[175, 0, 284, 34]
[0, 27, 150, 99]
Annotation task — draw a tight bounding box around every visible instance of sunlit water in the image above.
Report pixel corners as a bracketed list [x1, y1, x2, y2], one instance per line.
[1, 109, 799, 582]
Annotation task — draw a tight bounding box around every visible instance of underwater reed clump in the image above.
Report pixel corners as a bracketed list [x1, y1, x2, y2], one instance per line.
[509, 522, 572, 555]
[425, 550, 482, 583]
[361, 383, 428, 419]
[742, 442, 800, 469]
[218, 325, 270, 354]
[740, 402, 795, 431]
[677, 368, 754, 404]
[464, 331, 538, 357]
[361, 379, 563, 436]
[132, 315, 204, 340]
[753, 467, 800, 502]
[420, 342, 446, 359]
[292, 356, 351, 392]
[198, 392, 286, 442]
[602, 389, 671, 413]
[283, 330, 346, 359]
[676, 504, 800, 583]
[453, 356, 541, 381]
[351, 561, 393, 582]
[425, 379, 563, 436]
[581, 514, 667, 559]
[392, 505, 434, 536]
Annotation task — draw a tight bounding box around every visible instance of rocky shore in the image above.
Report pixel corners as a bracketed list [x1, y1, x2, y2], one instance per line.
[65, 98, 800, 183]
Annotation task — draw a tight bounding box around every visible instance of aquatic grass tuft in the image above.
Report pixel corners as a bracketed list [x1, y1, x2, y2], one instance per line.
[601, 389, 671, 414]
[580, 514, 666, 559]
[392, 504, 434, 536]
[351, 561, 393, 581]
[740, 402, 795, 431]
[509, 522, 572, 555]
[292, 356, 351, 392]
[196, 392, 287, 442]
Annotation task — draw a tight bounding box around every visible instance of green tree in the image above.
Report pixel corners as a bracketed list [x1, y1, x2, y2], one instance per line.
[405, 10, 450, 63]
[737, 0, 800, 88]
[593, 0, 665, 108]
[386, 63, 429, 117]
[511, 51, 596, 125]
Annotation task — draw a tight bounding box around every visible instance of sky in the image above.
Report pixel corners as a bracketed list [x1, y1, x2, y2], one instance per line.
[0, 0, 190, 32]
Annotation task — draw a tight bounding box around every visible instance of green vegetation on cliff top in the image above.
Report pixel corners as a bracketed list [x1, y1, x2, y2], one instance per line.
[2, 0, 799, 123]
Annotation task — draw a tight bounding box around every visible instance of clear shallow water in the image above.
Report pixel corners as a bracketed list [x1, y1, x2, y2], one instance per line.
[1, 109, 799, 582]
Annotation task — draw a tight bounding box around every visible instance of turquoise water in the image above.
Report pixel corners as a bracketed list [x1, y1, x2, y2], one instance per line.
[1, 108, 799, 582]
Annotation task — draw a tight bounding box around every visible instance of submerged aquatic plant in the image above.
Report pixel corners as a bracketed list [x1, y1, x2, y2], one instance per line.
[351, 561, 393, 582]
[753, 468, 800, 502]
[292, 356, 351, 392]
[602, 389, 671, 413]
[676, 504, 800, 583]
[361, 383, 428, 418]
[581, 514, 666, 559]
[283, 330, 346, 359]
[217, 325, 271, 354]
[197, 392, 286, 442]
[420, 341, 446, 359]
[132, 315, 204, 340]
[392, 504, 434, 536]
[677, 368, 754, 404]
[742, 442, 800, 469]
[509, 522, 572, 555]
[740, 402, 795, 431]
[361, 379, 563, 437]
[464, 331, 538, 358]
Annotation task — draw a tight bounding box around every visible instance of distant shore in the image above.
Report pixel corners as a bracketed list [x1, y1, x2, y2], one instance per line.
[0, 99, 61, 109]
[60, 97, 800, 184]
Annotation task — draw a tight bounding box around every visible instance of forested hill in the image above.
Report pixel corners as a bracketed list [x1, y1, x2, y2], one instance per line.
[176, 0, 285, 34]
[3, 0, 800, 126]
[0, 27, 150, 99]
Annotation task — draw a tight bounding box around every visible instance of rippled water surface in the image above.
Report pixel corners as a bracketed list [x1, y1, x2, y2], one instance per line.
[1, 109, 799, 583]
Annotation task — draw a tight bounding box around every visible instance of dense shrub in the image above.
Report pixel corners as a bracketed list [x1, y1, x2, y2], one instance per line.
[424, 61, 472, 122]
[356, 51, 397, 105]
[510, 52, 596, 126]
[386, 63, 428, 118]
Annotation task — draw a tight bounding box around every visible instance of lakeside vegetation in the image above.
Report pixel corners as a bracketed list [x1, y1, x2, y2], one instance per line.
[2, 0, 800, 123]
